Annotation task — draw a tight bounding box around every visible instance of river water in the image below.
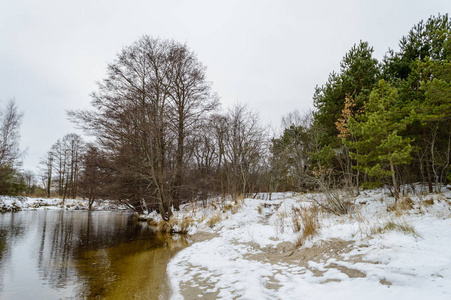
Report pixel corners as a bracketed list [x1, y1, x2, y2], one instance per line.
[0, 210, 187, 299]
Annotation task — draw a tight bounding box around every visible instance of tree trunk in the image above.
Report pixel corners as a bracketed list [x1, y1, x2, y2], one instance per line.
[423, 131, 433, 193]
[47, 172, 51, 198]
[390, 157, 399, 203]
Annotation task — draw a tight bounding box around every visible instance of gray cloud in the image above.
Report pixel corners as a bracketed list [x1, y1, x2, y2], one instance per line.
[0, 0, 448, 172]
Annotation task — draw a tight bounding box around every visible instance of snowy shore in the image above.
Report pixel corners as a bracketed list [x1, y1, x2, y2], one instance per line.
[166, 187, 451, 299]
[0, 196, 127, 212]
[2, 188, 451, 299]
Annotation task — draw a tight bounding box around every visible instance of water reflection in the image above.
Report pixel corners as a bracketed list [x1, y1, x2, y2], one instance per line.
[0, 211, 187, 299]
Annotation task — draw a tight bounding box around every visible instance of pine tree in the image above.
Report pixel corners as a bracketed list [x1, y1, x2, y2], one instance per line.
[314, 41, 380, 147]
[347, 80, 413, 201]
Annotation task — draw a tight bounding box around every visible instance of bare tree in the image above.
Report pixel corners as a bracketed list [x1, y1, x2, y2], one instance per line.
[69, 36, 217, 220]
[0, 99, 24, 195]
[165, 44, 219, 209]
[0, 99, 23, 167]
[23, 170, 35, 191]
[224, 104, 267, 197]
[79, 144, 108, 210]
[39, 150, 54, 197]
[43, 134, 84, 202]
[52, 139, 68, 197]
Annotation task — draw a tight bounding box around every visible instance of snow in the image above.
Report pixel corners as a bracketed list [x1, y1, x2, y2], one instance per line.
[0, 196, 127, 211]
[167, 187, 451, 299]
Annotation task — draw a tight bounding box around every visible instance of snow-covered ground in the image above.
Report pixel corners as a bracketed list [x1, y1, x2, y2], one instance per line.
[0, 196, 127, 211]
[167, 187, 451, 299]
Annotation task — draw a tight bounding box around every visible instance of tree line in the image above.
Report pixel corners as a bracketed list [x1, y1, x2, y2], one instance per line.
[272, 14, 451, 203]
[1, 14, 450, 219]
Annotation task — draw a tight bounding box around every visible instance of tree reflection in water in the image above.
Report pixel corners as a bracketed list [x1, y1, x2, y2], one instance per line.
[0, 211, 188, 299]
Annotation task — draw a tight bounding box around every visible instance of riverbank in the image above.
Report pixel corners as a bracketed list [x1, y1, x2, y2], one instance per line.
[166, 187, 451, 299]
[3, 188, 451, 299]
[0, 196, 127, 212]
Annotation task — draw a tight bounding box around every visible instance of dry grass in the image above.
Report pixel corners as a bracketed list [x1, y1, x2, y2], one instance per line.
[207, 211, 223, 228]
[234, 194, 245, 201]
[157, 219, 172, 233]
[257, 203, 270, 214]
[273, 207, 290, 235]
[174, 216, 194, 233]
[353, 212, 420, 238]
[293, 205, 321, 247]
[423, 198, 435, 206]
[387, 197, 416, 217]
[398, 197, 415, 210]
[222, 200, 242, 214]
[376, 220, 420, 237]
[156, 215, 195, 234]
[146, 218, 158, 227]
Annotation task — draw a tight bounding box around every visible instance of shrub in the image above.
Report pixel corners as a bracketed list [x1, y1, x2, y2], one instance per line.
[309, 190, 353, 215]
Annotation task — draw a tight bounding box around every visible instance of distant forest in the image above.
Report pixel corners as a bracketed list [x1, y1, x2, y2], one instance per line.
[1, 14, 450, 220]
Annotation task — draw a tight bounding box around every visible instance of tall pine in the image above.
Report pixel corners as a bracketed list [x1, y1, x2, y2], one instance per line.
[347, 80, 413, 201]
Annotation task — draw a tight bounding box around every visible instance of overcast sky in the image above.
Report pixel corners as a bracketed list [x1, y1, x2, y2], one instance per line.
[0, 0, 449, 173]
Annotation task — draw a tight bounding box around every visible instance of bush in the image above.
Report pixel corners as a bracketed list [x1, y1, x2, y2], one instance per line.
[309, 190, 353, 215]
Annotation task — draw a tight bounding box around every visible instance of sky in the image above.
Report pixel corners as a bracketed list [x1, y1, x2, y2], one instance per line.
[0, 0, 449, 173]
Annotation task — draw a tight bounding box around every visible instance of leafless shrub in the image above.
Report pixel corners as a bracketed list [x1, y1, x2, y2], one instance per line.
[308, 190, 353, 215]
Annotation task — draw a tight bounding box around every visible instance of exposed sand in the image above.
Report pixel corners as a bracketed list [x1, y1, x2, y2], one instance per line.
[172, 231, 381, 299]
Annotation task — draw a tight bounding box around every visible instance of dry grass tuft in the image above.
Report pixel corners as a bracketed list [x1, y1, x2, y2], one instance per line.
[387, 197, 416, 216]
[424, 198, 435, 206]
[399, 197, 415, 210]
[294, 205, 321, 247]
[158, 220, 172, 233]
[207, 211, 222, 228]
[222, 200, 242, 214]
[234, 194, 245, 201]
[274, 209, 287, 235]
[156, 215, 195, 234]
[376, 220, 420, 237]
[173, 216, 194, 234]
[146, 218, 158, 227]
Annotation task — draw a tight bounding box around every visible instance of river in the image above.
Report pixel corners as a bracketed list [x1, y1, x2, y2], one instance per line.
[0, 210, 188, 299]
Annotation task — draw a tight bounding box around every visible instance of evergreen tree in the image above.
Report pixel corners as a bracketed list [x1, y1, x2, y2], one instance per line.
[347, 80, 413, 200]
[383, 14, 451, 82]
[314, 41, 380, 146]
